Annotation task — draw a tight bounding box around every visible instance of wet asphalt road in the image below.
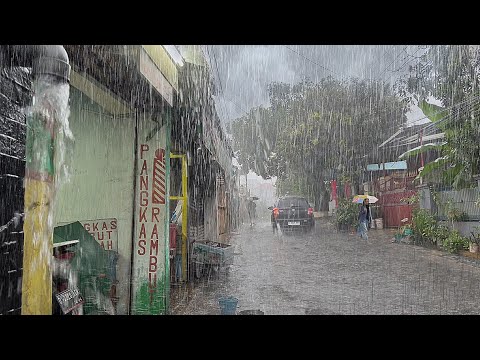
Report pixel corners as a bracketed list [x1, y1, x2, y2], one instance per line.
[169, 218, 480, 315]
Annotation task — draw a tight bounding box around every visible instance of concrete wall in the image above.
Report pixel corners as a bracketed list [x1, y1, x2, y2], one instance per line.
[54, 88, 135, 315]
[418, 185, 433, 211]
[439, 221, 480, 239]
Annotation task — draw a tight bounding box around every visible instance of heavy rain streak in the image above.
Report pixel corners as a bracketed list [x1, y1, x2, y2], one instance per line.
[1, 45, 480, 315]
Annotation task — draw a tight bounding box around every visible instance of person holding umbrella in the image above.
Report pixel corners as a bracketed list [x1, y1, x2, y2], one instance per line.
[358, 198, 372, 241]
[352, 195, 377, 240]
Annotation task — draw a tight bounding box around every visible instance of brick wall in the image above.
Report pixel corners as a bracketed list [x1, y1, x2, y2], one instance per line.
[0, 67, 31, 314]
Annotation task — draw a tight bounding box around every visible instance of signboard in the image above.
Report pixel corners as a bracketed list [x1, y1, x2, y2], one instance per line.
[131, 117, 169, 315]
[366, 161, 407, 172]
[55, 287, 85, 314]
[80, 219, 118, 251]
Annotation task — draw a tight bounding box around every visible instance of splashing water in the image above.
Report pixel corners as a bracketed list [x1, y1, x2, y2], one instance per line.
[21, 75, 72, 313]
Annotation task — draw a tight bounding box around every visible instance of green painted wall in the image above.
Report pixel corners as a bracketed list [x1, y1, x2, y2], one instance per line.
[54, 88, 136, 315]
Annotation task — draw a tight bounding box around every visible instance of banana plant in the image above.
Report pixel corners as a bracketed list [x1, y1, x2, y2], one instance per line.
[399, 142, 446, 160]
[400, 99, 473, 188]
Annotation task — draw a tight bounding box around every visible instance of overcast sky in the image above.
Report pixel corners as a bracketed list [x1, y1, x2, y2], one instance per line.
[202, 45, 431, 128]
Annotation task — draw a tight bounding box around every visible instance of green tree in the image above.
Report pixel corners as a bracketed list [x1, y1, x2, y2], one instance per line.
[400, 45, 480, 188]
[232, 77, 407, 210]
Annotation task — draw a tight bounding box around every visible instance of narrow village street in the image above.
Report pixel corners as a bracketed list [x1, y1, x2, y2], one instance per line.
[170, 218, 480, 315]
[2, 45, 480, 316]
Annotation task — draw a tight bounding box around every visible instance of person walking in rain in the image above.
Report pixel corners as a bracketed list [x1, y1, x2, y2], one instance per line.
[358, 198, 371, 241]
[271, 208, 278, 234]
[247, 199, 255, 226]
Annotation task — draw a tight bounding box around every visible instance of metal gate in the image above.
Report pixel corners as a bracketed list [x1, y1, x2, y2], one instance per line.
[375, 171, 417, 228]
[379, 190, 417, 228]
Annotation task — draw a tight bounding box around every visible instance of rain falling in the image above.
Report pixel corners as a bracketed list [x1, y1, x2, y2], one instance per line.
[1, 45, 480, 315]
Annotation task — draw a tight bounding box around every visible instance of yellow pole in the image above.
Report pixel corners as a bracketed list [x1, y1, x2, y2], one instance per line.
[170, 154, 188, 282]
[22, 179, 53, 314]
[181, 155, 188, 282]
[21, 106, 56, 314]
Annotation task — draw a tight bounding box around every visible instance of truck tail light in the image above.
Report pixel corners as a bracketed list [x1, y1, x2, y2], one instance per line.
[308, 208, 313, 216]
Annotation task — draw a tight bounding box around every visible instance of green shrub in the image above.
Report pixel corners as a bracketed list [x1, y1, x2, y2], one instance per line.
[336, 198, 359, 229]
[411, 208, 437, 245]
[434, 224, 450, 246]
[442, 230, 469, 253]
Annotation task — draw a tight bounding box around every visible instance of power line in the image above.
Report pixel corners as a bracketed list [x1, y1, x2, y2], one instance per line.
[375, 46, 408, 81]
[208, 46, 268, 125]
[399, 98, 478, 142]
[356, 46, 426, 106]
[205, 48, 259, 119]
[283, 45, 349, 79]
[364, 46, 397, 81]
[420, 97, 480, 137]
[408, 93, 480, 128]
[354, 46, 409, 104]
[224, 96, 250, 116]
[370, 45, 425, 87]
[383, 94, 480, 147]
[284, 45, 408, 109]
[383, 46, 424, 83]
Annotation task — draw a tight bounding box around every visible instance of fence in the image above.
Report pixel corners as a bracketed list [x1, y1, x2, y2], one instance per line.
[434, 188, 480, 221]
[418, 184, 480, 238]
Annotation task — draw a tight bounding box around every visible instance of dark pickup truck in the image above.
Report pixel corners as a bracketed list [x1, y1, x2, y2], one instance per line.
[271, 196, 314, 234]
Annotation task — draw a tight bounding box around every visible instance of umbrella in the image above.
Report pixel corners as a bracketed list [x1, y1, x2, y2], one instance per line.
[352, 195, 378, 204]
